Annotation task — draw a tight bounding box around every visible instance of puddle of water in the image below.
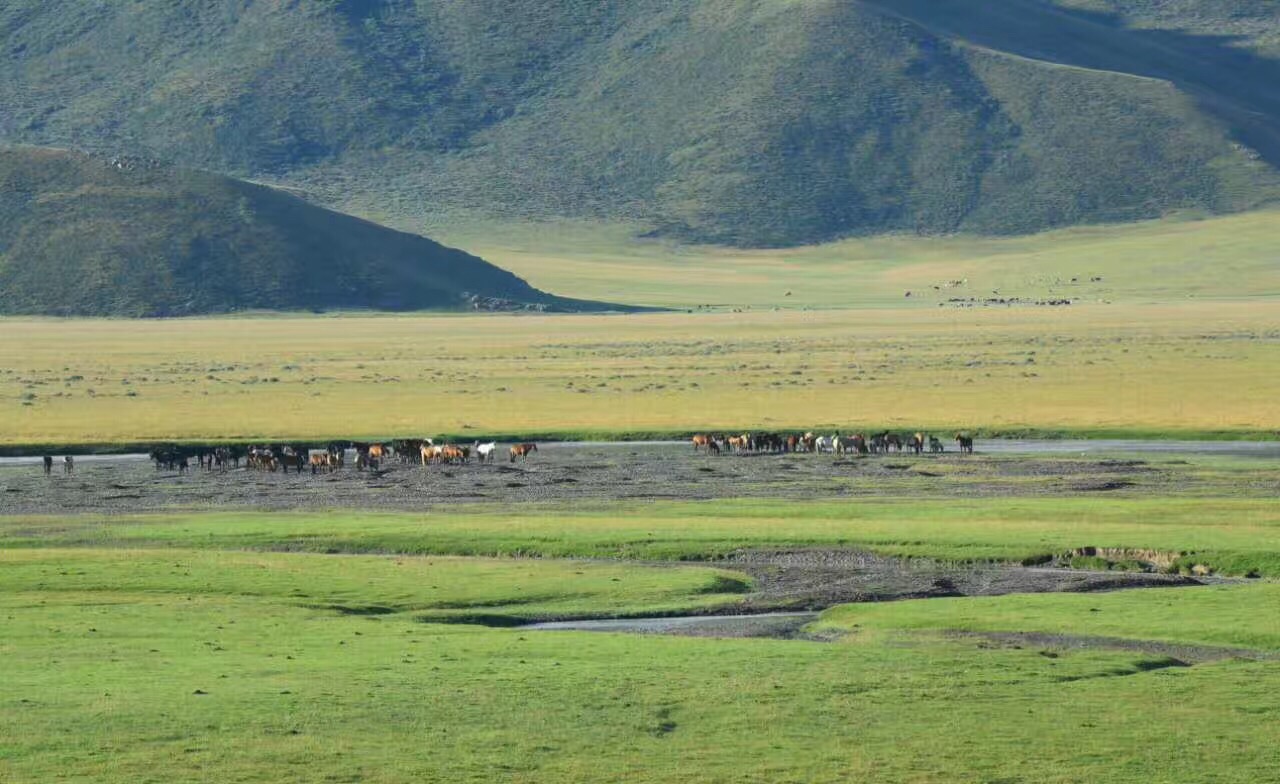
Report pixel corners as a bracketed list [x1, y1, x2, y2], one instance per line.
[0, 454, 149, 467]
[524, 611, 819, 633]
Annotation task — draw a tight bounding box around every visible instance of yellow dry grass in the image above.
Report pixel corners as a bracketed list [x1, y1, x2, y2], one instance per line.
[2, 300, 1276, 443]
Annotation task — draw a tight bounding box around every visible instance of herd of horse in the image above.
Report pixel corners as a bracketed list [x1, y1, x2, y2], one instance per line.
[691, 431, 975, 455]
[143, 439, 540, 474]
[39, 431, 976, 477]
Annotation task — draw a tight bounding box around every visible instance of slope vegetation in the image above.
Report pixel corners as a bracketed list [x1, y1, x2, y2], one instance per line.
[0, 147, 581, 316]
[1, 1, 1278, 246]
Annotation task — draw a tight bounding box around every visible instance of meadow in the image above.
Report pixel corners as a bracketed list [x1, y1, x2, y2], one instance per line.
[3, 211, 1279, 781]
[1, 299, 1277, 446]
[3, 209, 1278, 446]
[4, 500, 1280, 783]
[5, 494, 1280, 577]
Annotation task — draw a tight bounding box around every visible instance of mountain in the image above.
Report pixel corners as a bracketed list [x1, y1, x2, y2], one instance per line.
[0, 146, 593, 317]
[2, 1, 1279, 247]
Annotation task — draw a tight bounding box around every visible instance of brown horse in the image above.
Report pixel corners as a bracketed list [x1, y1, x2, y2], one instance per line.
[907, 433, 925, 455]
[955, 433, 975, 454]
[279, 452, 306, 474]
[692, 434, 714, 451]
[509, 443, 538, 463]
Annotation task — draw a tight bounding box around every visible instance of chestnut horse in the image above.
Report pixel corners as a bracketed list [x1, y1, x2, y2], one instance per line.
[510, 443, 538, 462]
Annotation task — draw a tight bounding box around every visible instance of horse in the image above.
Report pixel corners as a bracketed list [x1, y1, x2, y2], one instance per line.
[326, 443, 346, 469]
[63, 455, 74, 474]
[727, 435, 749, 454]
[421, 444, 444, 465]
[955, 433, 975, 454]
[757, 433, 783, 453]
[510, 443, 538, 463]
[786, 435, 800, 453]
[814, 435, 835, 454]
[440, 445, 466, 464]
[886, 434, 903, 452]
[42, 456, 53, 475]
[279, 447, 307, 474]
[309, 451, 335, 475]
[836, 435, 860, 454]
[367, 444, 389, 463]
[853, 434, 869, 454]
[692, 434, 714, 452]
[907, 433, 925, 455]
[475, 442, 498, 463]
[929, 436, 945, 453]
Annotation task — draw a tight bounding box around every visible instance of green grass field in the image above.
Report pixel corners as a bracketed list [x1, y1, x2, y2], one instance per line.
[452, 210, 1280, 309]
[5, 494, 1280, 577]
[4, 502, 1280, 782]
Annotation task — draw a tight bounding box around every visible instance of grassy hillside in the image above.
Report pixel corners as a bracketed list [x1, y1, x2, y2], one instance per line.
[0, 147, 588, 316]
[1, 1, 1277, 246]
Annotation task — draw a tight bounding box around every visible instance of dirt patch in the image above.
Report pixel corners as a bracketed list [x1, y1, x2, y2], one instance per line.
[719, 549, 1208, 612]
[950, 630, 1275, 664]
[1, 444, 1271, 515]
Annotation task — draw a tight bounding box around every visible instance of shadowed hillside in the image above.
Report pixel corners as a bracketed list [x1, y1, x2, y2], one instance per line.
[1, 1, 1278, 246]
[0, 147, 599, 317]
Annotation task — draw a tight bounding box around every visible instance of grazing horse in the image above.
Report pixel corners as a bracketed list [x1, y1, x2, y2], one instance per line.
[42, 456, 53, 475]
[813, 435, 835, 454]
[509, 443, 538, 463]
[955, 433, 975, 455]
[929, 436, 945, 453]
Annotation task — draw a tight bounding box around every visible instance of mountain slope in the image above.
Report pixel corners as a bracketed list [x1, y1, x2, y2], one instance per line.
[0, 147, 583, 316]
[2, 1, 1278, 247]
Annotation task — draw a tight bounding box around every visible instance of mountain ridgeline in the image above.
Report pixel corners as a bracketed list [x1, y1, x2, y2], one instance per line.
[0, 147, 588, 316]
[2, 1, 1280, 248]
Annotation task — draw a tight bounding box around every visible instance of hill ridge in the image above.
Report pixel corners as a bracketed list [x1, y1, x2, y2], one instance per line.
[1, 1, 1278, 246]
[0, 145, 609, 317]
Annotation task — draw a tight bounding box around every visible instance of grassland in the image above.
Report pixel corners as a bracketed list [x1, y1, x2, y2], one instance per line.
[455, 210, 1280, 308]
[5, 494, 1280, 577]
[4, 504, 1280, 782]
[1, 299, 1277, 445]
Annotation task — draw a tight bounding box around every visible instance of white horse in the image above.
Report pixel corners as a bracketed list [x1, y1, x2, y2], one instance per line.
[474, 442, 498, 463]
[814, 436, 835, 454]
